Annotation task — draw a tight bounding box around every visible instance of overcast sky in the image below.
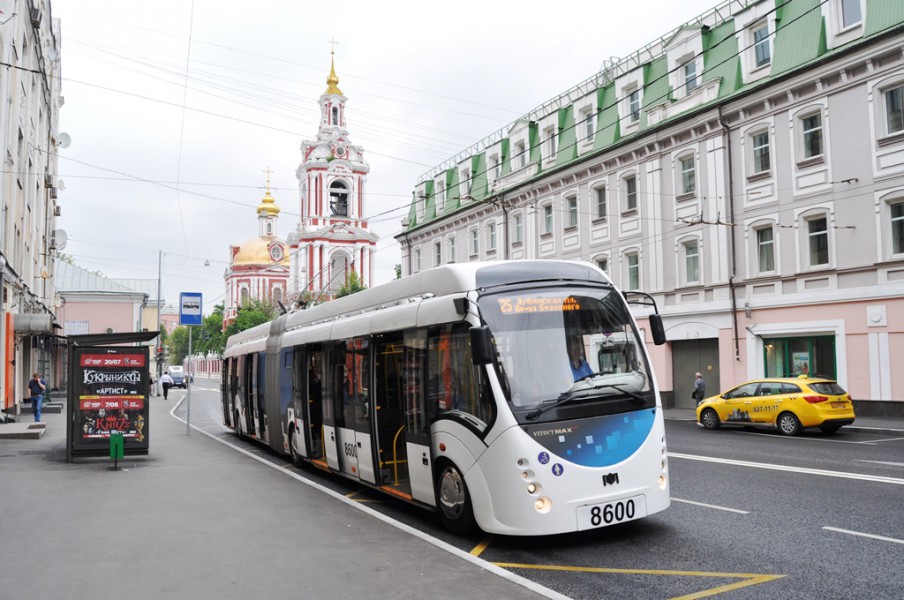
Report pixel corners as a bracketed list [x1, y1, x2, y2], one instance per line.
[53, 0, 721, 316]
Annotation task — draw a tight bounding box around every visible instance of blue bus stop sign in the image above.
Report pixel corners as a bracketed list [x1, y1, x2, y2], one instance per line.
[179, 293, 203, 326]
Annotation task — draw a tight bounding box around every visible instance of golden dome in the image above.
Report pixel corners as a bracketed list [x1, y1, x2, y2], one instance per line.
[324, 50, 342, 96]
[232, 237, 289, 266]
[257, 190, 280, 217]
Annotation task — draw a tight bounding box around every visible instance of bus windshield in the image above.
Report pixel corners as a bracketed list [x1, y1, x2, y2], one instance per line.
[477, 286, 653, 414]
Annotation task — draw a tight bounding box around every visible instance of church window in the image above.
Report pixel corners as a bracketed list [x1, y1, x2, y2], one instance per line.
[331, 106, 339, 126]
[240, 287, 250, 305]
[329, 181, 349, 216]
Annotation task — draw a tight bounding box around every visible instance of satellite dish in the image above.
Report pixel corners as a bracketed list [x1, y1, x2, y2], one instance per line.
[57, 179, 65, 190]
[54, 229, 68, 251]
[57, 132, 71, 148]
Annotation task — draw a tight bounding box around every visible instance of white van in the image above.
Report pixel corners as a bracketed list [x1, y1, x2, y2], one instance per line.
[168, 366, 187, 388]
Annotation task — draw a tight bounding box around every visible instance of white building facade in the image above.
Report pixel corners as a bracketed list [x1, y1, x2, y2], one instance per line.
[288, 51, 378, 304]
[1, 1, 63, 415]
[397, 0, 904, 415]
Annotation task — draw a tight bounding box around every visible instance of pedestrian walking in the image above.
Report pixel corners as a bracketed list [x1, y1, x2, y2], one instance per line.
[693, 372, 706, 405]
[28, 372, 46, 422]
[160, 371, 174, 400]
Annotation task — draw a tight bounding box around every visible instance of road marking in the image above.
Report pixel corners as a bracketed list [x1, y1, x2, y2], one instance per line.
[669, 452, 904, 485]
[854, 460, 904, 467]
[823, 526, 904, 545]
[857, 437, 904, 444]
[671, 497, 748, 514]
[494, 563, 784, 599]
[470, 536, 494, 557]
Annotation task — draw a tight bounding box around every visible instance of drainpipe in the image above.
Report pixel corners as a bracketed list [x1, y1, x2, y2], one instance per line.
[497, 195, 510, 260]
[718, 107, 741, 362]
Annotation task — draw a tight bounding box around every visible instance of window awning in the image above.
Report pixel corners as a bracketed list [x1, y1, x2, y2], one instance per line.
[12, 313, 56, 334]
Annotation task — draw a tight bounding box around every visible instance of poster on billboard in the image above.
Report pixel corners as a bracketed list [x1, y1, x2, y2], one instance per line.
[68, 346, 150, 457]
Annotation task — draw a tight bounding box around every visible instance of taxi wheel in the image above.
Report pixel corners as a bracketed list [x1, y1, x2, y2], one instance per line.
[289, 429, 304, 467]
[436, 460, 476, 535]
[777, 412, 801, 436]
[700, 408, 720, 430]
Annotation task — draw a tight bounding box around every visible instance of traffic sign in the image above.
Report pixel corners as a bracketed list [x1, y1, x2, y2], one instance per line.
[179, 293, 202, 326]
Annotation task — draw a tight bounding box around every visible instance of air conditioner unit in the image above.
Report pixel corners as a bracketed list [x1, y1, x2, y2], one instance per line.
[54, 206, 61, 216]
[49, 187, 57, 199]
[30, 7, 41, 27]
[44, 174, 53, 188]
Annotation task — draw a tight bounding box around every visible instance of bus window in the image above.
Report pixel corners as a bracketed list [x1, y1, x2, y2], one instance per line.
[402, 330, 427, 443]
[428, 323, 494, 432]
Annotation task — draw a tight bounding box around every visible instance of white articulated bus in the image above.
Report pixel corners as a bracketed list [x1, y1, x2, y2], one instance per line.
[222, 260, 669, 536]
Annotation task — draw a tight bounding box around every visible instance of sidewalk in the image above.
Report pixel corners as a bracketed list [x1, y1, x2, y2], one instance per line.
[0, 395, 561, 600]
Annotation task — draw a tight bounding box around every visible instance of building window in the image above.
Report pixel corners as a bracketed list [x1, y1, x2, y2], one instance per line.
[596, 258, 608, 273]
[808, 216, 829, 267]
[595, 186, 607, 219]
[801, 112, 824, 159]
[684, 60, 698, 93]
[626, 252, 640, 291]
[624, 175, 638, 212]
[491, 155, 501, 179]
[751, 130, 771, 174]
[840, 0, 862, 29]
[543, 204, 553, 234]
[583, 108, 595, 142]
[414, 248, 421, 272]
[513, 214, 523, 244]
[764, 336, 836, 379]
[567, 196, 578, 228]
[461, 170, 471, 197]
[436, 181, 445, 212]
[683, 240, 700, 284]
[487, 222, 496, 251]
[892, 201, 904, 255]
[753, 24, 771, 68]
[240, 288, 249, 304]
[517, 141, 527, 167]
[434, 242, 442, 266]
[628, 89, 641, 123]
[331, 106, 339, 125]
[679, 155, 696, 195]
[885, 85, 904, 135]
[470, 229, 479, 256]
[448, 237, 456, 263]
[756, 226, 775, 273]
[545, 127, 556, 159]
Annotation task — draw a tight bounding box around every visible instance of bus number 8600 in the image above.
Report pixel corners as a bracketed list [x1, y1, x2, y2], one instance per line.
[590, 499, 636, 526]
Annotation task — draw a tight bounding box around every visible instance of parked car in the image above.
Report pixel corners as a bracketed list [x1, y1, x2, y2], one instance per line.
[168, 366, 187, 388]
[696, 376, 855, 435]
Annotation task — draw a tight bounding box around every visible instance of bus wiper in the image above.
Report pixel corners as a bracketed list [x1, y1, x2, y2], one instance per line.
[524, 383, 646, 421]
[525, 391, 580, 421]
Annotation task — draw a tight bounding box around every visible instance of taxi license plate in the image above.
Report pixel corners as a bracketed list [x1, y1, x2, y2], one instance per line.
[831, 402, 845, 408]
[577, 495, 646, 530]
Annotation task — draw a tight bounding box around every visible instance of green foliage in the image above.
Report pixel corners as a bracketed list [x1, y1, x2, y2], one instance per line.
[224, 300, 276, 338]
[394, 264, 402, 279]
[195, 303, 226, 357]
[336, 270, 366, 298]
[167, 326, 190, 366]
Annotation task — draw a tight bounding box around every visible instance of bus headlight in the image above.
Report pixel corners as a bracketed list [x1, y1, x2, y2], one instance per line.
[658, 475, 667, 489]
[527, 482, 541, 495]
[534, 497, 552, 513]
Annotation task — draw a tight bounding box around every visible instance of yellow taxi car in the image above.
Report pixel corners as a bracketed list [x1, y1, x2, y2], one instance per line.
[696, 376, 856, 436]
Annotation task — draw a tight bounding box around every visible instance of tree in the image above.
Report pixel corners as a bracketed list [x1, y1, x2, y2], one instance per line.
[223, 300, 276, 338]
[167, 326, 190, 366]
[336, 269, 366, 298]
[394, 264, 402, 279]
[195, 303, 226, 357]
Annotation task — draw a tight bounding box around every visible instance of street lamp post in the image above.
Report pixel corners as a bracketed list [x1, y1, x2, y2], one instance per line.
[156, 251, 163, 396]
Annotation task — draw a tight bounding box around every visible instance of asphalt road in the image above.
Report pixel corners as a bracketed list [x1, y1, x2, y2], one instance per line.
[182, 380, 904, 600]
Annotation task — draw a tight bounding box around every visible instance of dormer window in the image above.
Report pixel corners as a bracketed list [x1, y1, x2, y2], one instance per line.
[683, 61, 698, 93]
[628, 89, 641, 123]
[753, 24, 771, 68]
[840, 0, 862, 28]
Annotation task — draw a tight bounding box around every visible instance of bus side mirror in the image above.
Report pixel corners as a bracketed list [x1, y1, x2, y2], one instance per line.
[649, 314, 666, 346]
[470, 326, 494, 365]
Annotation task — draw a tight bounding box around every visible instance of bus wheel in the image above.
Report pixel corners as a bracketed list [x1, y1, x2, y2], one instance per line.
[436, 460, 475, 535]
[289, 429, 303, 468]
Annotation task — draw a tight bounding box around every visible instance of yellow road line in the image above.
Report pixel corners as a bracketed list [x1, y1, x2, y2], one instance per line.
[493, 562, 785, 599]
[469, 536, 494, 557]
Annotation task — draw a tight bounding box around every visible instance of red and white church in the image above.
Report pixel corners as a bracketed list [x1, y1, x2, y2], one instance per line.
[222, 50, 378, 330]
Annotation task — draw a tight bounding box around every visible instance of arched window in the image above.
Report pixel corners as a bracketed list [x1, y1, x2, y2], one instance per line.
[331, 106, 339, 125]
[329, 181, 349, 216]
